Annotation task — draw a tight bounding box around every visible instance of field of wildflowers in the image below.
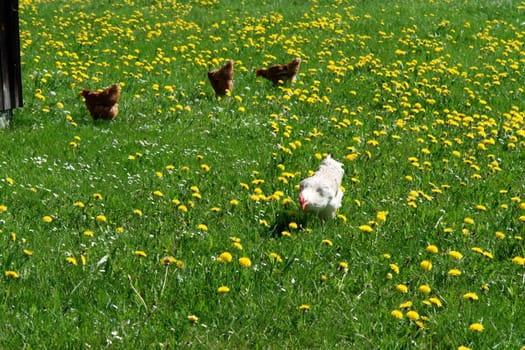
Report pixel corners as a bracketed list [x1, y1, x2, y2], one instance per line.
[1, 0, 525, 347]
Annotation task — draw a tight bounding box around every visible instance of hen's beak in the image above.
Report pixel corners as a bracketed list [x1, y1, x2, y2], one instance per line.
[299, 191, 308, 210]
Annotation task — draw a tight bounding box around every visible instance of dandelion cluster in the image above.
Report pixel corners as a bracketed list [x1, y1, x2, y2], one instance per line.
[1, 0, 524, 348]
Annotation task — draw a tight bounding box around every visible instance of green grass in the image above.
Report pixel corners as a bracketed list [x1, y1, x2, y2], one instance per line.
[1, 0, 525, 348]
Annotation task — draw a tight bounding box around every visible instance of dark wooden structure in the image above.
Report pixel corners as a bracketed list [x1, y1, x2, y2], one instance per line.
[0, 0, 23, 115]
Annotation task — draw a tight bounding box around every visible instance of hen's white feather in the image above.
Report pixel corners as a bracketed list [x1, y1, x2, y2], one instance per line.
[299, 155, 344, 219]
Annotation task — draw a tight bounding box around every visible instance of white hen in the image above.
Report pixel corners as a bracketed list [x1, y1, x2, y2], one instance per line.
[299, 154, 344, 220]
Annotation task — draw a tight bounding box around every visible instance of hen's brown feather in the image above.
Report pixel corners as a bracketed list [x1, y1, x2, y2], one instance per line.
[208, 60, 234, 96]
[81, 84, 121, 120]
[256, 57, 301, 85]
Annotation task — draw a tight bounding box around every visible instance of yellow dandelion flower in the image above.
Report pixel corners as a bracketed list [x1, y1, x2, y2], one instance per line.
[322, 239, 333, 246]
[468, 323, 484, 332]
[210, 207, 221, 212]
[338, 261, 349, 271]
[133, 209, 143, 216]
[399, 301, 412, 309]
[0, 204, 7, 212]
[73, 201, 85, 208]
[391, 309, 403, 320]
[511, 256, 525, 265]
[288, 222, 298, 230]
[66, 257, 78, 265]
[481, 251, 494, 259]
[471, 247, 483, 254]
[178, 205, 188, 212]
[376, 211, 389, 222]
[96, 215, 107, 223]
[419, 284, 431, 294]
[84, 230, 94, 237]
[298, 304, 310, 312]
[238, 257, 252, 268]
[116, 227, 125, 233]
[463, 217, 474, 225]
[160, 256, 178, 265]
[448, 269, 462, 276]
[197, 224, 208, 231]
[448, 250, 463, 259]
[426, 245, 439, 254]
[420, 260, 433, 271]
[232, 241, 243, 250]
[429, 297, 442, 307]
[458, 346, 472, 350]
[217, 286, 230, 294]
[389, 263, 400, 274]
[93, 193, 103, 200]
[153, 190, 164, 197]
[359, 224, 373, 233]
[463, 292, 479, 301]
[269, 252, 283, 263]
[396, 284, 408, 293]
[134, 250, 147, 257]
[229, 199, 239, 206]
[42, 216, 53, 223]
[23, 249, 33, 256]
[5, 271, 19, 279]
[200, 164, 211, 172]
[406, 310, 420, 321]
[217, 252, 233, 263]
[187, 315, 199, 324]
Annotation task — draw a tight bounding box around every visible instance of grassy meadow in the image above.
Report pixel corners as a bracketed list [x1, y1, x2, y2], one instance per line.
[2, 0, 525, 348]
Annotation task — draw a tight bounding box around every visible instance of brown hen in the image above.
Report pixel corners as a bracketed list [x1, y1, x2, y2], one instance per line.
[208, 60, 234, 96]
[256, 57, 301, 85]
[81, 84, 121, 120]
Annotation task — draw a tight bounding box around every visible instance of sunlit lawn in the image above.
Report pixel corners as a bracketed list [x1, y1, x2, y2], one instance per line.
[1, 0, 525, 348]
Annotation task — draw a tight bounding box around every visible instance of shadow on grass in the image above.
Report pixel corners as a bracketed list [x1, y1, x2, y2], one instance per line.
[267, 209, 308, 237]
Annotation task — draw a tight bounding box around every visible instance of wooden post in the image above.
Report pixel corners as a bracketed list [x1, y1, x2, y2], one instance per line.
[0, 0, 23, 128]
